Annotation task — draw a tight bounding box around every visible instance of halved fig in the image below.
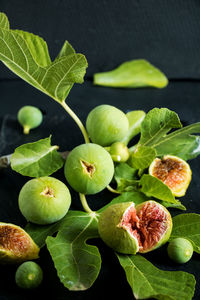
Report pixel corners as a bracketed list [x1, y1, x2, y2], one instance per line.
[149, 155, 192, 197]
[0, 223, 39, 264]
[98, 201, 172, 254]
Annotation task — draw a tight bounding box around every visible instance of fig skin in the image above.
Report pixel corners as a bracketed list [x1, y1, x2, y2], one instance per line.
[167, 238, 193, 264]
[86, 105, 129, 146]
[98, 201, 172, 254]
[19, 177, 71, 225]
[17, 105, 43, 134]
[109, 142, 130, 162]
[0, 223, 39, 264]
[64, 143, 114, 195]
[98, 202, 139, 254]
[149, 155, 192, 197]
[15, 261, 43, 289]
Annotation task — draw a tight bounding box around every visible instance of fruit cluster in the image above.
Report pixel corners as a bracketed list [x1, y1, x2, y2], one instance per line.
[0, 104, 194, 291]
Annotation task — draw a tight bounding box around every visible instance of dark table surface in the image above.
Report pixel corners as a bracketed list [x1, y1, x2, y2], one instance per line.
[0, 1, 200, 299]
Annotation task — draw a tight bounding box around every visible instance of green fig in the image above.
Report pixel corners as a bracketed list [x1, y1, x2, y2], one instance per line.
[64, 143, 114, 195]
[86, 105, 129, 146]
[19, 177, 71, 225]
[167, 238, 193, 264]
[15, 261, 43, 289]
[108, 142, 130, 162]
[98, 200, 172, 254]
[17, 105, 43, 134]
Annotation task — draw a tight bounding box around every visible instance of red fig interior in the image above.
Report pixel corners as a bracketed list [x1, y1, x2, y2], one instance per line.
[119, 202, 169, 252]
[0, 225, 31, 254]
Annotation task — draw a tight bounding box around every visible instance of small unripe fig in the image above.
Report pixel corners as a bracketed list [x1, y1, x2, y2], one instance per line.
[86, 105, 129, 146]
[167, 238, 193, 264]
[17, 105, 43, 134]
[98, 200, 172, 254]
[64, 143, 114, 195]
[19, 177, 71, 225]
[15, 261, 43, 289]
[109, 142, 130, 162]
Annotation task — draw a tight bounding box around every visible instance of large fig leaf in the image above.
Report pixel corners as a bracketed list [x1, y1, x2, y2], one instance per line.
[117, 254, 196, 300]
[93, 59, 168, 88]
[170, 213, 200, 253]
[155, 123, 200, 160]
[138, 107, 200, 160]
[139, 108, 182, 147]
[46, 210, 101, 291]
[10, 136, 64, 177]
[0, 13, 87, 102]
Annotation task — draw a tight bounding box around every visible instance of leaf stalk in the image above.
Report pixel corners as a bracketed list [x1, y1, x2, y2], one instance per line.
[79, 193, 94, 213]
[61, 101, 90, 144]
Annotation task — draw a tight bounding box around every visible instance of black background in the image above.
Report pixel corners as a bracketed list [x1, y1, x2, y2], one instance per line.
[0, 1, 199, 300]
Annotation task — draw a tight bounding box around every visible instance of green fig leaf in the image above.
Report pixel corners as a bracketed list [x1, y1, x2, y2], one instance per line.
[0, 13, 87, 102]
[139, 174, 178, 204]
[117, 253, 196, 300]
[170, 213, 200, 253]
[121, 110, 146, 145]
[93, 59, 168, 88]
[10, 136, 64, 177]
[129, 145, 157, 169]
[114, 163, 138, 181]
[161, 200, 186, 211]
[25, 221, 61, 248]
[139, 108, 182, 147]
[0, 12, 9, 30]
[114, 163, 138, 192]
[137, 107, 200, 160]
[46, 210, 101, 291]
[154, 123, 200, 161]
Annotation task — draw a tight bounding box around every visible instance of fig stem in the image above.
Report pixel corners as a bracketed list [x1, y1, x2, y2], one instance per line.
[107, 185, 121, 194]
[79, 193, 94, 213]
[128, 144, 137, 153]
[23, 125, 30, 135]
[60, 101, 90, 144]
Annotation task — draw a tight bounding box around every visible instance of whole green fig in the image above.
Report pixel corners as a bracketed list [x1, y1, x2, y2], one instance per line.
[19, 177, 71, 225]
[17, 105, 43, 134]
[15, 261, 43, 289]
[167, 238, 193, 264]
[109, 142, 130, 162]
[64, 143, 114, 194]
[86, 105, 129, 146]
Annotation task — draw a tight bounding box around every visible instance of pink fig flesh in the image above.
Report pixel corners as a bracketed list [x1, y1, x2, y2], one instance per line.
[99, 201, 172, 254]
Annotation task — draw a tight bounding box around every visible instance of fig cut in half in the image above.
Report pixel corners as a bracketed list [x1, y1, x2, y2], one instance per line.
[0, 223, 39, 264]
[98, 201, 172, 254]
[149, 155, 192, 197]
